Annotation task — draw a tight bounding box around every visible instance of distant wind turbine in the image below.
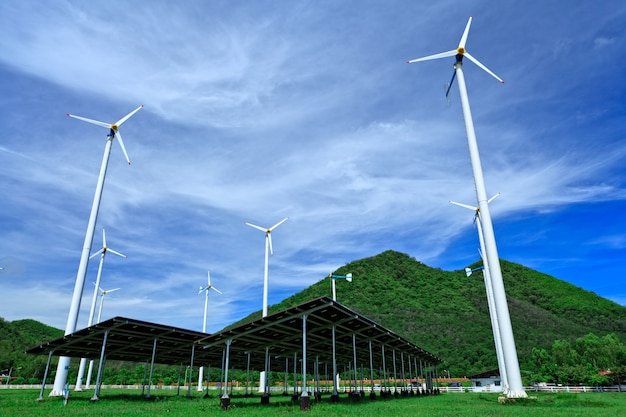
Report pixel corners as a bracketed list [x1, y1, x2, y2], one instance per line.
[197, 270, 222, 391]
[329, 273, 353, 302]
[83, 285, 120, 389]
[244, 217, 287, 394]
[244, 217, 288, 317]
[75, 228, 126, 391]
[450, 194, 509, 392]
[96, 286, 120, 323]
[51, 105, 143, 397]
[408, 17, 526, 398]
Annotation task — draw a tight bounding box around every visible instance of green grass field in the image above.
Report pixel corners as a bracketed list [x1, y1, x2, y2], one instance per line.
[1, 389, 625, 417]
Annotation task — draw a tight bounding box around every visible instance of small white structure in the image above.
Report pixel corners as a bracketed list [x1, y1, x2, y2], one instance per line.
[470, 369, 502, 393]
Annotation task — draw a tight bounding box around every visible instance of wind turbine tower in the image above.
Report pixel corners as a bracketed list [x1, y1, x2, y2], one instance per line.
[75, 228, 126, 391]
[51, 105, 142, 396]
[408, 17, 526, 398]
[450, 195, 509, 391]
[197, 271, 222, 391]
[83, 286, 120, 389]
[244, 217, 288, 394]
[244, 217, 288, 317]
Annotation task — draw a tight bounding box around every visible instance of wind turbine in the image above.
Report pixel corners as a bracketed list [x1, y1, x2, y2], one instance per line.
[329, 273, 353, 302]
[244, 217, 287, 394]
[96, 286, 120, 323]
[450, 194, 509, 392]
[51, 105, 143, 396]
[83, 285, 120, 389]
[408, 18, 526, 398]
[197, 270, 222, 391]
[244, 217, 288, 317]
[75, 228, 126, 391]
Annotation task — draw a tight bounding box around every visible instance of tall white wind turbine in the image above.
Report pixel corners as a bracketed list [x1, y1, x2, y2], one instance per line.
[96, 286, 120, 323]
[51, 105, 143, 396]
[244, 217, 287, 394]
[450, 194, 508, 391]
[244, 217, 288, 317]
[408, 18, 526, 398]
[197, 270, 222, 391]
[75, 228, 126, 391]
[83, 286, 121, 389]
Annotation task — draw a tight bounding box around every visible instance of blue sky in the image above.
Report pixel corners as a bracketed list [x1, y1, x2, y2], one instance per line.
[1, 1, 624, 334]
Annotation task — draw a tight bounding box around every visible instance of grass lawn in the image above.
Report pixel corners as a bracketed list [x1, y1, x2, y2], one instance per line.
[1, 389, 625, 417]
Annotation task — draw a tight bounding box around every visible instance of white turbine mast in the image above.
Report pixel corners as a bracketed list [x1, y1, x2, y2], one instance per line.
[197, 270, 222, 391]
[244, 217, 288, 318]
[408, 17, 526, 398]
[75, 227, 126, 391]
[450, 193, 508, 392]
[96, 286, 120, 323]
[244, 217, 288, 394]
[51, 105, 142, 396]
[82, 285, 120, 390]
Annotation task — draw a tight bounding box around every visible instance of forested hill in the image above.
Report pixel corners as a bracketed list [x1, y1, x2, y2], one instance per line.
[234, 250, 626, 377]
[0, 318, 63, 383]
[5, 250, 626, 381]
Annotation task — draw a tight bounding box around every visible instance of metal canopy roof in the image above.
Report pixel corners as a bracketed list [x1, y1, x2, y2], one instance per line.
[27, 296, 441, 372]
[26, 316, 208, 364]
[197, 296, 442, 370]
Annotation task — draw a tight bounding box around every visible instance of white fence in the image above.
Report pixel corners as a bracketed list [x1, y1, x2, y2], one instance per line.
[2, 384, 625, 393]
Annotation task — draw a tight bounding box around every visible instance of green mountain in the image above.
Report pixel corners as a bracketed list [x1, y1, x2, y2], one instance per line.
[0, 317, 63, 383]
[235, 250, 626, 378]
[5, 250, 626, 383]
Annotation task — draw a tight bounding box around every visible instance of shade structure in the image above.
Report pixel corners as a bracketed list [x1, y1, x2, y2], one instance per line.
[27, 296, 441, 372]
[197, 296, 441, 370]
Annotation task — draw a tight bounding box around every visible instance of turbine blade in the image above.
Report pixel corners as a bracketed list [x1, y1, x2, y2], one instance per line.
[102, 228, 107, 248]
[198, 286, 207, 295]
[67, 114, 111, 129]
[449, 200, 477, 211]
[463, 52, 504, 83]
[268, 233, 274, 256]
[211, 286, 223, 295]
[407, 49, 457, 64]
[115, 105, 144, 127]
[459, 16, 473, 49]
[269, 217, 288, 231]
[207, 271, 211, 286]
[487, 192, 501, 204]
[107, 288, 120, 293]
[89, 248, 104, 259]
[445, 70, 457, 102]
[244, 222, 267, 233]
[114, 130, 132, 165]
[106, 248, 127, 258]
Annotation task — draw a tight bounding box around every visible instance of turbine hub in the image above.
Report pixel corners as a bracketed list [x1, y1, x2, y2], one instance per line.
[456, 47, 465, 54]
[110, 123, 119, 131]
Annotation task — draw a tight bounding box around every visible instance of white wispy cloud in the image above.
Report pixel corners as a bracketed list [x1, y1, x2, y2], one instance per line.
[1, 0, 625, 334]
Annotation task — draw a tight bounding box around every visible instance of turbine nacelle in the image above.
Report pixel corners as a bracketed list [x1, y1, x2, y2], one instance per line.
[89, 228, 127, 259]
[245, 217, 288, 256]
[199, 271, 223, 295]
[407, 16, 504, 87]
[67, 104, 143, 165]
